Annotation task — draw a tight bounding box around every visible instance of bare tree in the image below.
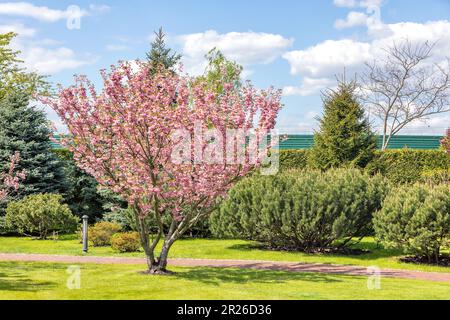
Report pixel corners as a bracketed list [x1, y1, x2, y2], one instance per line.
[362, 40, 450, 150]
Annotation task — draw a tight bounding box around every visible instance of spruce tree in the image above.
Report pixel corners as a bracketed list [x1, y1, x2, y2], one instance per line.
[146, 27, 181, 75]
[0, 92, 67, 201]
[309, 79, 376, 170]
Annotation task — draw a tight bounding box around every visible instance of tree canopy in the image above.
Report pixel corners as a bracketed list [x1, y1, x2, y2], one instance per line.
[0, 32, 50, 99]
[309, 79, 376, 170]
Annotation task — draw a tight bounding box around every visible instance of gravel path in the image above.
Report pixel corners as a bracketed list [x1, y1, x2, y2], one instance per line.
[0, 253, 449, 282]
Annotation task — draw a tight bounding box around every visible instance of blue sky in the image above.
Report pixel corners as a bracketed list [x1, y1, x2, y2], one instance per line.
[1, 0, 450, 134]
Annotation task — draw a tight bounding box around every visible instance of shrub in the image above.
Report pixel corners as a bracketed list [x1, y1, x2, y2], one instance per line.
[89, 221, 121, 247]
[5, 193, 78, 239]
[368, 150, 450, 184]
[421, 169, 450, 185]
[111, 232, 141, 253]
[279, 150, 309, 171]
[374, 184, 450, 263]
[211, 169, 389, 251]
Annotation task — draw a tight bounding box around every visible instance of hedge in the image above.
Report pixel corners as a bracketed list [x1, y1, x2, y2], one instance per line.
[368, 150, 450, 184]
[279, 149, 450, 184]
[279, 150, 309, 171]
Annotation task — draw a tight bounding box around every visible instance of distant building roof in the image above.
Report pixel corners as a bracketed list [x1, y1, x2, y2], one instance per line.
[51, 134, 444, 150]
[279, 135, 443, 150]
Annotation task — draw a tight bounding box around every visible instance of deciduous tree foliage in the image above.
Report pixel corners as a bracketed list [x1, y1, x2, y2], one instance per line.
[0, 32, 50, 99]
[44, 62, 282, 273]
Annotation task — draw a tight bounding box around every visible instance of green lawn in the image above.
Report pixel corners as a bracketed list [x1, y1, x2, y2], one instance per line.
[1, 235, 449, 273]
[0, 261, 449, 300]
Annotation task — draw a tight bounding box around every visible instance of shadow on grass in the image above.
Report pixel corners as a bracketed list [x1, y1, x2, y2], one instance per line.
[226, 239, 403, 262]
[173, 267, 344, 286]
[0, 263, 59, 292]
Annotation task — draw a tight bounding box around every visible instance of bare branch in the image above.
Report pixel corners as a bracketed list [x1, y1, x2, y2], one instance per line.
[361, 39, 450, 150]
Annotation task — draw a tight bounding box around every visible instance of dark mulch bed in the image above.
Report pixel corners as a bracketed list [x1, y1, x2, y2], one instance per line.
[400, 255, 450, 267]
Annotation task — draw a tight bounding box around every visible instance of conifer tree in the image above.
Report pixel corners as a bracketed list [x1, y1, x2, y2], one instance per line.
[0, 92, 67, 202]
[146, 27, 181, 75]
[309, 79, 376, 170]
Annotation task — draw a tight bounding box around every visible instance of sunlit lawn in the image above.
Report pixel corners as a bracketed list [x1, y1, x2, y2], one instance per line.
[0, 261, 449, 300]
[1, 235, 449, 273]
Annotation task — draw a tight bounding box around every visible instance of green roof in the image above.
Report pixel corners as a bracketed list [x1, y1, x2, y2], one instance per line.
[279, 135, 443, 150]
[51, 134, 444, 150]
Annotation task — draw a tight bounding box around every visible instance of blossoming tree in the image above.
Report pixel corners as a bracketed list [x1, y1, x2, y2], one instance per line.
[442, 129, 450, 153]
[0, 152, 25, 203]
[43, 62, 282, 273]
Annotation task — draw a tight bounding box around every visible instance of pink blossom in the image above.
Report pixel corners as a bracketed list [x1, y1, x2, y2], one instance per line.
[0, 152, 26, 203]
[41, 61, 282, 271]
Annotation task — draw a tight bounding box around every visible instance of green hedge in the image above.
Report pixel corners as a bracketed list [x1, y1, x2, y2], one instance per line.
[368, 150, 450, 184]
[279, 149, 450, 184]
[279, 150, 309, 171]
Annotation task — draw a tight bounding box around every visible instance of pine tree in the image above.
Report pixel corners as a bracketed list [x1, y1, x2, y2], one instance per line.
[146, 27, 181, 75]
[309, 79, 376, 170]
[0, 92, 67, 202]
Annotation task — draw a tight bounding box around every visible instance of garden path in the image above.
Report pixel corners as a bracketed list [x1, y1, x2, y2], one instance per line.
[0, 253, 449, 282]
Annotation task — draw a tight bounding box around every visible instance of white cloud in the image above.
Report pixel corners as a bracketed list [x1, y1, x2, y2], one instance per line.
[0, 2, 87, 22]
[283, 39, 371, 78]
[283, 78, 335, 96]
[0, 23, 36, 37]
[1, 23, 96, 75]
[89, 4, 111, 14]
[359, 0, 383, 9]
[333, 0, 383, 9]
[334, 0, 357, 8]
[283, 19, 450, 96]
[21, 46, 95, 74]
[335, 11, 369, 29]
[178, 30, 293, 75]
[0, 2, 109, 23]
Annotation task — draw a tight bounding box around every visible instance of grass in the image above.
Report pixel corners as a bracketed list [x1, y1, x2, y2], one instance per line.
[1, 235, 449, 273]
[0, 261, 449, 300]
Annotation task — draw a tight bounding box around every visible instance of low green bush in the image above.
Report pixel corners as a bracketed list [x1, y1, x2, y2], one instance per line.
[421, 169, 450, 185]
[111, 232, 141, 253]
[0, 215, 15, 235]
[211, 169, 389, 251]
[374, 184, 450, 263]
[89, 221, 121, 247]
[5, 194, 78, 239]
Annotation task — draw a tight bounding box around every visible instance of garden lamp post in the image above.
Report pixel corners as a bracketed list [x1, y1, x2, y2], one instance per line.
[82, 215, 89, 253]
